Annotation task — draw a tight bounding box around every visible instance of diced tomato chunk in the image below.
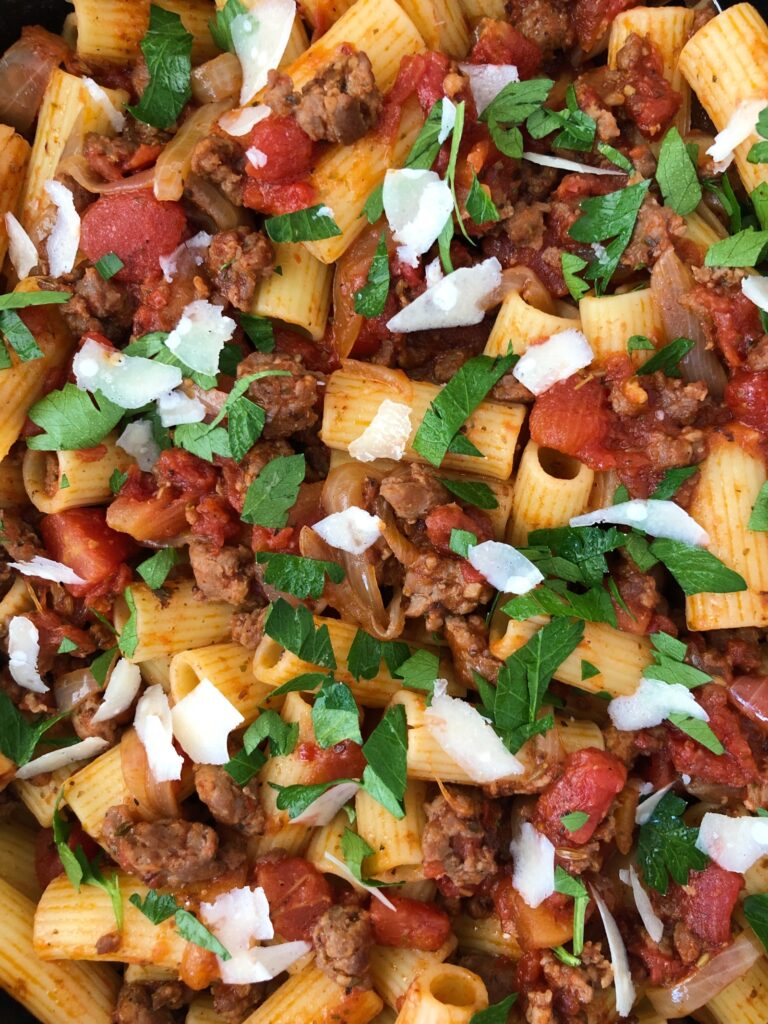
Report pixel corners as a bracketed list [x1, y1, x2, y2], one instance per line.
[40, 508, 136, 594]
[667, 683, 759, 786]
[469, 20, 542, 79]
[253, 856, 333, 941]
[380, 52, 451, 138]
[295, 739, 367, 784]
[533, 748, 627, 845]
[370, 896, 452, 950]
[188, 494, 241, 549]
[529, 376, 616, 471]
[35, 824, 100, 889]
[242, 177, 317, 215]
[726, 370, 768, 434]
[665, 863, 743, 947]
[425, 503, 494, 554]
[154, 448, 218, 495]
[244, 115, 315, 184]
[79, 191, 187, 284]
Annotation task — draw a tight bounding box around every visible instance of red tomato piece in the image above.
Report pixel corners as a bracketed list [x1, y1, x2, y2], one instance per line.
[253, 856, 333, 941]
[726, 370, 768, 434]
[188, 494, 241, 549]
[295, 739, 367, 784]
[80, 191, 187, 284]
[244, 115, 315, 184]
[251, 525, 297, 554]
[667, 683, 759, 786]
[40, 508, 136, 593]
[667, 863, 743, 946]
[533, 748, 627, 845]
[572, 0, 641, 51]
[242, 178, 317, 216]
[469, 21, 542, 79]
[425, 503, 494, 554]
[154, 448, 218, 495]
[370, 896, 452, 950]
[529, 375, 616, 471]
[35, 824, 100, 889]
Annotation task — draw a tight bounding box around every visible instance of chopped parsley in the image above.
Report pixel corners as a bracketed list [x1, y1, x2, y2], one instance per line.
[241, 453, 305, 528]
[747, 105, 768, 164]
[209, 0, 246, 52]
[0, 693, 66, 767]
[0, 310, 43, 365]
[651, 466, 697, 500]
[656, 127, 702, 216]
[27, 385, 124, 451]
[239, 314, 275, 353]
[480, 78, 554, 159]
[264, 599, 337, 669]
[128, 6, 193, 130]
[561, 811, 590, 832]
[311, 680, 362, 748]
[636, 337, 695, 378]
[469, 995, 518, 1023]
[704, 227, 768, 268]
[264, 206, 341, 244]
[569, 180, 651, 294]
[130, 891, 230, 959]
[137, 547, 177, 590]
[749, 481, 768, 531]
[636, 791, 708, 894]
[561, 253, 590, 301]
[54, 796, 122, 929]
[361, 704, 408, 818]
[466, 174, 500, 226]
[256, 552, 344, 600]
[395, 648, 440, 699]
[354, 233, 390, 318]
[94, 253, 124, 280]
[554, 866, 589, 956]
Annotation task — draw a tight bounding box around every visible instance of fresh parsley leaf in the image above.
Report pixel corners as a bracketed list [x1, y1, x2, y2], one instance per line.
[176, 909, 231, 959]
[667, 713, 725, 754]
[445, 101, 468, 241]
[569, 180, 652, 295]
[60, 473, 70, 489]
[57, 637, 78, 654]
[223, 745, 265, 785]
[554, 866, 589, 955]
[651, 466, 697, 500]
[395, 649, 440, 699]
[469, 995, 518, 1024]
[580, 660, 599, 681]
[27, 384, 123, 451]
[176, 371, 278, 464]
[747, 106, 768, 164]
[503, 581, 616, 626]
[0, 310, 43, 363]
[174, 421, 231, 461]
[209, 0, 246, 51]
[636, 792, 708, 894]
[128, 5, 192, 130]
[241, 453, 305, 527]
[124, 332, 217, 391]
[274, 777, 357, 819]
[656, 127, 702, 216]
[650, 538, 747, 595]
[137, 547, 177, 590]
[527, 86, 595, 152]
[354, 232, 390, 318]
[129, 890, 178, 925]
[449, 528, 477, 558]
[643, 631, 710, 689]
[339, 828, 389, 887]
[256, 551, 344, 600]
[437, 215, 454, 274]
[753, 183, 768, 231]
[361, 704, 407, 818]
[597, 143, 633, 172]
[94, 253, 124, 280]
[744, 893, 768, 952]
[243, 708, 298, 758]
[382, 640, 412, 677]
[265, 206, 341, 243]
[118, 588, 139, 659]
[264, 599, 337, 669]
[561, 253, 589, 301]
[466, 174, 500, 225]
[627, 334, 655, 354]
[481, 78, 554, 159]
[705, 227, 768, 268]
[0, 291, 71, 310]
[527, 525, 626, 587]
[438, 477, 498, 509]
[703, 177, 742, 234]
[613, 484, 630, 504]
[90, 647, 117, 687]
[407, 99, 452, 170]
[266, 673, 333, 698]
[0, 694, 65, 766]
[312, 680, 362, 748]
[54, 796, 122, 928]
[347, 630, 383, 681]
[239, 313, 275, 352]
[749, 481, 768, 531]
[561, 811, 590, 832]
[553, 946, 581, 966]
[413, 352, 516, 467]
[637, 337, 694, 378]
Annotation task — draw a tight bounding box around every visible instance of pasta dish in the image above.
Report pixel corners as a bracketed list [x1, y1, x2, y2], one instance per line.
[2, 0, 768, 1021]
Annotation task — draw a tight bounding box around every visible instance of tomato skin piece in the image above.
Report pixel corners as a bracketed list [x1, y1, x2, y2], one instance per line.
[253, 856, 333, 941]
[533, 748, 627, 845]
[40, 508, 137, 593]
[370, 896, 452, 950]
[667, 683, 758, 786]
[244, 115, 315, 184]
[35, 824, 100, 889]
[80, 191, 187, 284]
[726, 370, 768, 434]
[665, 863, 742, 946]
[295, 739, 367, 784]
[529, 376, 616, 470]
[469, 21, 542, 79]
[425, 503, 494, 554]
[242, 178, 317, 215]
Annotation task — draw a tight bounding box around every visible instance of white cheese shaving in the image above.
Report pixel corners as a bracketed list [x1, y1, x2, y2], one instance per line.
[74, 336, 182, 409]
[742, 275, 768, 314]
[290, 781, 360, 826]
[8, 556, 85, 586]
[219, 941, 311, 985]
[313, 506, 383, 554]
[171, 679, 245, 766]
[159, 230, 212, 283]
[15, 736, 109, 780]
[4, 212, 39, 279]
[246, 147, 268, 169]
[592, 888, 636, 1018]
[348, 399, 412, 463]
[383, 168, 454, 268]
[324, 852, 397, 910]
[231, 0, 296, 106]
[458, 63, 519, 115]
[387, 258, 502, 333]
[134, 684, 183, 782]
[424, 681, 525, 782]
[695, 812, 768, 873]
[8, 617, 48, 693]
[438, 97, 456, 143]
[510, 822, 555, 908]
[82, 77, 126, 132]
[523, 152, 620, 176]
[635, 782, 674, 825]
[91, 658, 141, 724]
[707, 98, 767, 171]
[116, 420, 160, 471]
[44, 180, 80, 278]
[608, 676, 708, 732]
[219, 104, 271, 137]
[620, 866, 663, 942]
[425, 257, 443, 289]
[467, 540, 544, 594]
[570, 499, 709, 547]
[512, 329, 594, 395]
[156, 389, 206, 427]
[164, 299, 236, 376]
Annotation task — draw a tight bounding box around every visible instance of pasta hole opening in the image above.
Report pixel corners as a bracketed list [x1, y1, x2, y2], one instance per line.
[171, 661, 202, 701]
[429, 972, 478, 1007]
[256, 637, 285, 672]
[537, 447, 581, 481]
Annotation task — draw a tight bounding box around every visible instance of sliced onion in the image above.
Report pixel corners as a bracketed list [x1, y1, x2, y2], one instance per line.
[647, 932, 762, 1019]
[0, 28, 69, 134]
[120, 726, 183, 821]
[58, 154, 155, 195]
[729, 675, 768, 732]
[54, 668, 99, 713]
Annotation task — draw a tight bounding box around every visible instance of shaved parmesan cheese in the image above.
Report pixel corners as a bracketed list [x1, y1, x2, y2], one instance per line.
[742, 275, 768, 314]
[231, 0, 296, 106]
[44, 180, 80, 277]
[707, 98, 767, 171]
[324, 851, 397, 910]
[635, 782, 675, 825]
[156, 389, 206, 427]
[164, 299, 236, 376]
[458, 63, 519, 115]
[171, 678, 244, 765]
[82, 77, 126, 132]
[91, 659, 141, 724]
[134, 684, 183, 782]
[387, 258, 502, 333]
[15, 736, 109, 780]
[510, 822, 555, 908]
[8, 617, 48, 693]
[291, 781, 360, 826]
[439, 98, 456, 143]
[425, 681, 525, 782]
[246, 147, 268, 170]
[74, 336, 182, 409]
[592, 888, 636, 1018]
[117, 420, 160, 472]
[609, 676, 708, 732]
[4, 212, 38, 279]
[313, 507, 383, 554]
[425, 257, 443, 289]
[348, 399, 412, 463]
[9, 556, 86, 586]
[696, 812, 768, 873]
[220, 104, 270, 137]
[523, 152, 620, 176]
[512, 329, 594, 395]
[159, 230, 212, 283]
[620, 866, 663, 942]
[570, 499, 709, 547]
[383, 168, 454, 267]
[220, 941, 311, 985]
[467, 540, 544, 594]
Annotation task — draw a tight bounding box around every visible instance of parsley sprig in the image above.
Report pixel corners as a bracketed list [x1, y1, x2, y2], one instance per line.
[636, 791, 708, 894]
